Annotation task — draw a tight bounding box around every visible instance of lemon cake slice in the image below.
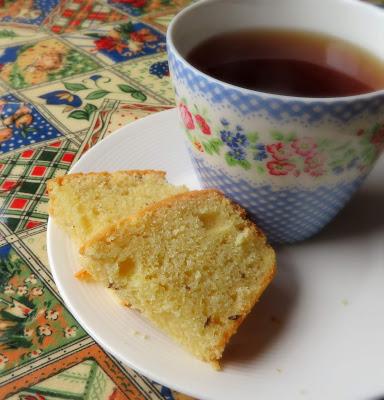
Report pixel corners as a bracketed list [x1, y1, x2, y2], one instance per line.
[80, 190, 276, 367]
[47, 170, 188, 247]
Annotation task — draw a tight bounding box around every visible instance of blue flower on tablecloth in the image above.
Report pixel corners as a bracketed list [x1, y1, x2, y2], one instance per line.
[39, 91, 82, 107]
[149, 61, 169, 78]
[253, 144, 268, 161]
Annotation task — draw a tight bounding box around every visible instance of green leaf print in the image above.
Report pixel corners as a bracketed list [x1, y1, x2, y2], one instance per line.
[0, 29, 18, 38]
[131, 91, 147, 102]
[203, 142, 213, 155]
[68, 110, 89, 120]
[209, 139, 222, 155]
[64, 82, 88, 91]
[115, 22, 134, 41]
[49, 50, 99, 81]
[118, 84, 136, 93]
[361, 146, 377, 164]
[285, 132, 297, 142]
[9, 64, 26, 89]
[118, 84, 147, 101]
[369, 123, 380, 135]
[271, 131, 284, 141]
[85, 32, 103, 39]
[238, 159, 251, 170]
[225, 153, 237, 166]
[85, 90, 109, 100]
[247, 132, 259, 143]
[318, 138, 332, 149]
[256, 165, 265, 174]
[84, 103, 97, 115]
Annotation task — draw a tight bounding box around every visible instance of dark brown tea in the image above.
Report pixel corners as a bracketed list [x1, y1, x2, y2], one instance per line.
[187, 30, 384, 97]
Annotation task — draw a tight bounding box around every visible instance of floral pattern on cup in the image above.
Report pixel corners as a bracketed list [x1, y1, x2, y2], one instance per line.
[178, 101, 384, 178]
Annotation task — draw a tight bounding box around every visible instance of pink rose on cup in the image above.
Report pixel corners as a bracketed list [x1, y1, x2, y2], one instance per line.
[371, 124, 384, 151]
[194, 114, 211, 135]
[291, 137, 317, 157]
[267, 160, 295, 176]
[304, 153, 326, 177]
[179, 103, 195, 130]
[266, 142, 293, 161]
[304, 152, 325, 169]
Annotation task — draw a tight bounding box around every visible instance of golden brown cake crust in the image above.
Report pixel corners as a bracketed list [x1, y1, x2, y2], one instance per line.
[47, 169, 166, 190]
[80, 189, 267, 254]
[216, 262, 276, 361]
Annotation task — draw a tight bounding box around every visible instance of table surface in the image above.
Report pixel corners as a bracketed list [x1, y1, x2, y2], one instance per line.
[0, 0, 382, 399]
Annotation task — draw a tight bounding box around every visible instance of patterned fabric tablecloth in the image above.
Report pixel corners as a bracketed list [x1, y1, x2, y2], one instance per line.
[0, 0, 382, 399]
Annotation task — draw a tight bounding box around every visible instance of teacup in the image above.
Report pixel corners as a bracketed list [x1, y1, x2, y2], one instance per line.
[167, 0, 384, 244]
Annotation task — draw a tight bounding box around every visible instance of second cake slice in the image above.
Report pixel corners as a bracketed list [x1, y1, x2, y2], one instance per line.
[80, 190, 276, 367]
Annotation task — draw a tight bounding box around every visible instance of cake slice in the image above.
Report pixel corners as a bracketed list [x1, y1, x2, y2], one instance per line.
[47, 170, 188, 247]
[80, 190, 276, 367]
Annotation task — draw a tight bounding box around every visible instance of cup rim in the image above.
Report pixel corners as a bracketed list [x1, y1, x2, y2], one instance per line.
[167, 0, 384, 103]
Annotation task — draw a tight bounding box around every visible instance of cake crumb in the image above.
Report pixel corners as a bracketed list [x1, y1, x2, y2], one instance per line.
[131, 329, 149, 339]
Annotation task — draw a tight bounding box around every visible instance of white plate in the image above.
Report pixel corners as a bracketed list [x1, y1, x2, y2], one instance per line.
[47, 109, 384, 400]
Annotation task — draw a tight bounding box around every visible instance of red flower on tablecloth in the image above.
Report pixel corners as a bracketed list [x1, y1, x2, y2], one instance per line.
[28, 349, 43, 359]
[30, 287, 44, 296]
[64, 326, 78, 338]
[130, 28, 157, 43]
[17, 285, 28, 296]
[194, 114, 211, 135]
[37, 324, 52, 337]
[95, 36, 121, 52]
[179, 103, 194, 130]
[45, 309, 59, 320]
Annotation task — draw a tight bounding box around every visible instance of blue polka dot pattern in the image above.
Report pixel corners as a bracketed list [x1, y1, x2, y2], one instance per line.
[168, 52, 384, 123]
[190, 154, 367, 243]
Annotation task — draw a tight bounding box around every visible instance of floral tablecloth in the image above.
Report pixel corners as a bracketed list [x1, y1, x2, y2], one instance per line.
[0, 0, 382, 399]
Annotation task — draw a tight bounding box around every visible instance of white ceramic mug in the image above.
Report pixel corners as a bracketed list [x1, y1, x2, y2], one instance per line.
[167, 0, 384, 243]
